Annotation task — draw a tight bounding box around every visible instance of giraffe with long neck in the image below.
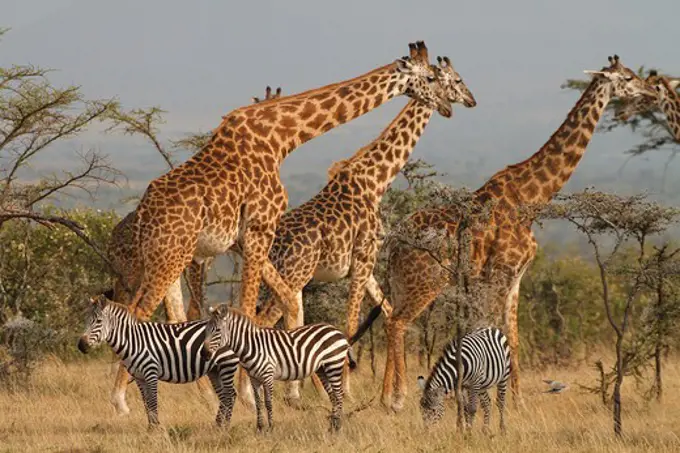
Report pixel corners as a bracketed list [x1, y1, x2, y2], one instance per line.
[106, 87, 282, 416]
[352, 55, 657, 412]
[250, 55, 476, 404]
[111, 41, 453, 414]
[617, 70, 680, 140]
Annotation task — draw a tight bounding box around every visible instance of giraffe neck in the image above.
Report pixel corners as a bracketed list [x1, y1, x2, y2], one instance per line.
[479, 76, 612, 206]
[336, 100, 433, 200]
[212, 62, 414, 163]
[658, 80, 680, 141]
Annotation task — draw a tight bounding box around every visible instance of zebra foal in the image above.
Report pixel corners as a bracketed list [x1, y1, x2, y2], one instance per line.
[417, 327, 510, 432]
[202, 304, 356, 432]
[77, 295, 239, 428]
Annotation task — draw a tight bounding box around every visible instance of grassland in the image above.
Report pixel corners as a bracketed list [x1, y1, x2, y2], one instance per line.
[1, 355, 680, 453]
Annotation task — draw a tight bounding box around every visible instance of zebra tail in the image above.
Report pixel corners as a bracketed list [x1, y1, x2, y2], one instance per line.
[347, 346, 357, 370]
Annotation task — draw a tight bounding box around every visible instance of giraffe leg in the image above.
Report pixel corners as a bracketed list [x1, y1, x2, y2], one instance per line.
[186, 259, 206, 321]
[391, 319, 409, 412]
[163, 277, 186, 323]
[282, 291, 305, 407]
[365, 273, 393, 318]
[343, 240, 378, 399]
[111, 365, 132, 415]
[504, 272, 526, 405]
[381, 318, 396, 409]
[181, 261, 220, 412]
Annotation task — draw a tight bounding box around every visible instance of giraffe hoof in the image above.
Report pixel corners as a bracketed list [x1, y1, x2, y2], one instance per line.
[380, 395, 392, 412]
[391, 396, 405, 413]
[283, 396, 305, 410]
[110, 393, 131, 416]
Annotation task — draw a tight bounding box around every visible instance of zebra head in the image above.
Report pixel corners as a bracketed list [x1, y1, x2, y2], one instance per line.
[78, 294, 111, 353]
[417, 375, 446, 425]
[201, 304, 230, 359]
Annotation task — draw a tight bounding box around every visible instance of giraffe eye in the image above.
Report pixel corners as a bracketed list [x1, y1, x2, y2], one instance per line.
[426, 76, 436, 83]
[624, 76, 633, 82]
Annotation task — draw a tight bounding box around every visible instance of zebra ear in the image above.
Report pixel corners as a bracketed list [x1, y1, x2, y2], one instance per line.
[417, 375, 426, 390]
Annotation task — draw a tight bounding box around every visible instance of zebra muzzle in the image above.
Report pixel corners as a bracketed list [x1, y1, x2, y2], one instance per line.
[77, 337, 91, 354]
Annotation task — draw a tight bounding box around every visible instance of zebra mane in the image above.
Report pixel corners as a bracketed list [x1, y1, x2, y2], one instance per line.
[105, 302, 138, 323]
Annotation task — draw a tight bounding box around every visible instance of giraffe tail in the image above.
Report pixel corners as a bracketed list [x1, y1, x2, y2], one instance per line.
[347, 346, 357, 371]
[349, 304, 383, 346]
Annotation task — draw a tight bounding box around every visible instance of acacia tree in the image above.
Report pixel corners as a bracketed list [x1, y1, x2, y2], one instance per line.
[563, 68, 680, 186]
[392, 183, 498, 430]
[533, 190, 679, 436]
[636, 243, 680, 402]
[0, 29, 121, 276]
[0, 29, 122, 381]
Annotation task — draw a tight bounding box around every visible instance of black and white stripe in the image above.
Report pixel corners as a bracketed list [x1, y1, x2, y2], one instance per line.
[417, 327, 510, 432]
[78, 296, 239, 428]
[202, 305, 356, 432]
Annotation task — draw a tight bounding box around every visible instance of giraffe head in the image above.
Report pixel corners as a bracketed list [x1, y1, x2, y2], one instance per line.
[434, 56, 477, 108]
[78, 294, 113, 353]
[615, 70, 680, 121]
[395, 41, 452, 118]
[583, 55, 657, 102]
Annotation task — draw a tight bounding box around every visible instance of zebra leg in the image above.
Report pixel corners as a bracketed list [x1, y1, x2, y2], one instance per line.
[250, 377, 264, 432]
[466, 387, 478, 430]
[208, 370, 228, 428]
[219, 366, 238, 429]
[135, 377, 160, 428]
[316, 368, 340, 432]
[479, 390, 492, 435]
[323, 362, 345, 432]
[497, 381, 508, 434]
[263, 377, 275, 432]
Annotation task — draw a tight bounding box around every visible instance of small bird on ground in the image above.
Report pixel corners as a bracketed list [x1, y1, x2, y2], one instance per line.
[543, 379, 569, 394]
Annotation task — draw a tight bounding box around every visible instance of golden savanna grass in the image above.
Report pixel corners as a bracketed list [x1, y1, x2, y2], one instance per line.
[2, 355, 680, 453]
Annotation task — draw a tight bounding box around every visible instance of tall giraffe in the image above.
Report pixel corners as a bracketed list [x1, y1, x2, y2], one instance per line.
[252, 55, 477, 404]
[111, 41, 453, 414]
[616, 70, 680, 140]
[107, 87, 282, 415]
[353, 55, 657, 412]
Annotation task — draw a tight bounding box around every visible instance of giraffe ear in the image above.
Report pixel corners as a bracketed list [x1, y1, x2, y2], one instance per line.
[417, 375, 426, 390]
[668, 79, 680, 90]
[396, 57, 413, 73]
[583, 70, 606, 77]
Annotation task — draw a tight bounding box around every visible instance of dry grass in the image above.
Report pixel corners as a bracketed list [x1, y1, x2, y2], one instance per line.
[1, 355, 680, 453]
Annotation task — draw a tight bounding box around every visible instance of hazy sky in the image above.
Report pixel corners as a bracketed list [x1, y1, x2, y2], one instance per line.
[2, 0, 680, 207]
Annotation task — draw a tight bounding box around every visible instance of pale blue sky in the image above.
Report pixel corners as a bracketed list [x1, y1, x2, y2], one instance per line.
[2, 0, 679, 208]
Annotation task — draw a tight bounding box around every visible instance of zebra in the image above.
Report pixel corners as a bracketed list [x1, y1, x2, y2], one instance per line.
[201, 304, 357, 432]
[417, 327, 510, 432]
[77, 295, 239, 429]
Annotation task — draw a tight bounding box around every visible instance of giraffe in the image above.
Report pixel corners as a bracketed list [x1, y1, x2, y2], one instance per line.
[106, 86, 283, 415]
[111, 41, 453, 414]
[249, 55, 477, 405]
[616, 70, 680, 140]
[352, 55, 657, 412]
